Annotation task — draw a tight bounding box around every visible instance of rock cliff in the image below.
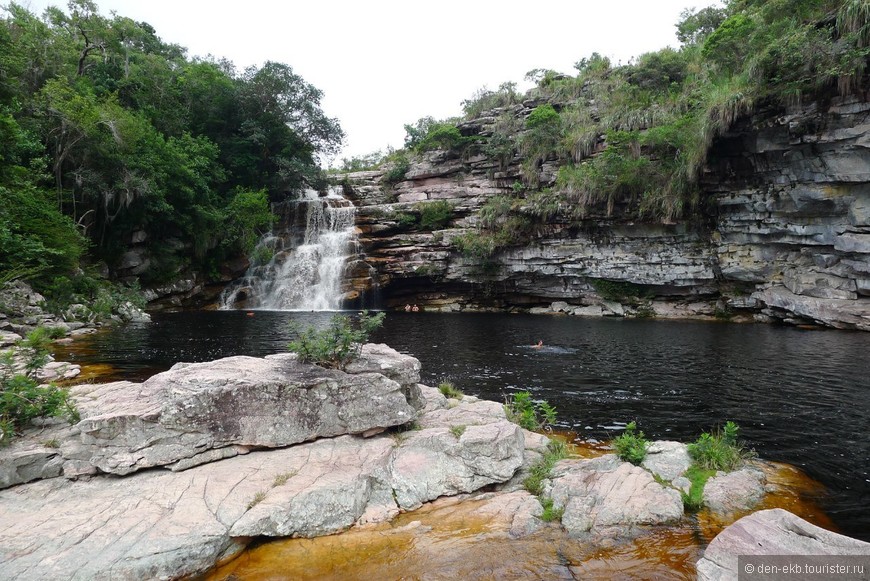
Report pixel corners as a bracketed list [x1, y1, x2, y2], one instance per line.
[338, 95, 870, 330]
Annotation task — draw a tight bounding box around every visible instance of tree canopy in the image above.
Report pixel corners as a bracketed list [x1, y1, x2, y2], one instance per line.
[0, 0, 343, 293]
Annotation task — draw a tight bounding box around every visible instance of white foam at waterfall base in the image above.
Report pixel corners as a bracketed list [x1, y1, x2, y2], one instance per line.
[220, 191, 356, 311]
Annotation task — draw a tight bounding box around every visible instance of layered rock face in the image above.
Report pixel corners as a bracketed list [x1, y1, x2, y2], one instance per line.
[340, 96, 870, 329]
[708, 97, 870, 329]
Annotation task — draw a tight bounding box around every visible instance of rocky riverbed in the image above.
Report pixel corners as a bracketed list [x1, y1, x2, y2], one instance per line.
[1, 344, 868, 579]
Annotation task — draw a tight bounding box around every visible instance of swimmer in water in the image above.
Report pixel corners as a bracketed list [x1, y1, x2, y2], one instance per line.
[533, 340, 543, 349]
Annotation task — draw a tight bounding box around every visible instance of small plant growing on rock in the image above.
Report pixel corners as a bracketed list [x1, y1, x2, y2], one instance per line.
[504, 391, 558, 432]
[450, 425, 466, 438]
[613, 421, 648, 465]
[687, 421, 753, 472]
[247, 490, 267, 510]
[438, 381, 463, 399]
[288, 311, 385, 370]
[382, 153, 410, 187]
[539, 497, 565, 523]
[272, 471, 295, 487]
[681, 465, 716, 512]
[418, 200, 454, 230]
[523, 439, 568, 496]
[0, 328, 79, 446]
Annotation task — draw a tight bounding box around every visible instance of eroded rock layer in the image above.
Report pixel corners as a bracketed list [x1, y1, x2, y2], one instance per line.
[339, 96, 870, 330]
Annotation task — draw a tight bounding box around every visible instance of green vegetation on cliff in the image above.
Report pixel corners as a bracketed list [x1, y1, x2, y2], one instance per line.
[0, 1, 342, 300]
[382, 0, 870, 259]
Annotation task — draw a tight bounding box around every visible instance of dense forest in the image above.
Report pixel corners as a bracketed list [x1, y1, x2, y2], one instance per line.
[0, 0, 342, 310]
[2, 0, 870, 310]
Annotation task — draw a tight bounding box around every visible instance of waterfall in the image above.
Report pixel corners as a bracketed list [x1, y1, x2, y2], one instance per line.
[220, 188, 357, 311]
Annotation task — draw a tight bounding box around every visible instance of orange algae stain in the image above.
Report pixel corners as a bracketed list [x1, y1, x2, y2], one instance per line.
[696, 460, 836, 543]
[568, 438, 612, 459]
[57, 363, 119, 385]
[570, 525, 701, 580]
[202, 460, 837, 581]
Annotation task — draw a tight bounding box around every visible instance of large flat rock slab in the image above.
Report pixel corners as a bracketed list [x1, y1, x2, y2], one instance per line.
[0, 345, 423, 485]
[697, 508, 870, 580]
[0, 391, 526, 580]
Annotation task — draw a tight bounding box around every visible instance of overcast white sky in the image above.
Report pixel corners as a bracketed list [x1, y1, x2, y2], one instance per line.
[20, 0, 716, 164]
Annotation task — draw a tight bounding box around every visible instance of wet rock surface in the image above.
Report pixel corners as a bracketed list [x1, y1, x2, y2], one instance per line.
[697, 508, 870, 581]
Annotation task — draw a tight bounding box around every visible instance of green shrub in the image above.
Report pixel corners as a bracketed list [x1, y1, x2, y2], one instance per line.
[415, 123, 470, 152]
[519, 104, 563, 184]
[336, 150, 386, 172]
[0, 185, 87, 289]
[632, 304, 656, 319]
[393, 211, 418, 229]
[251, 244, 275, 265]
[451, 193, 537, 261]
[589, 279, 646, 302]
[687, 421, 753, 472]
[613, 421, 648, 465]
[43, 275, 146, 321]
[288, 311, 385, 370]
[438, 381, 463, 399]
[526, 104, 560, 129]
[681, 464, 716, 511]
[539, 496, 565, 523]
[505, 391, 557, 432]
[418, 200, 454, 230]
[450, 425, 466, 438]
[524, 439, 568, 496]
[461, 82, 522, 119]
[627, 48, 689, 92]
[382, 154, 410, 186]
[221, 188, 274, 255]
[1, 328, 80, 445]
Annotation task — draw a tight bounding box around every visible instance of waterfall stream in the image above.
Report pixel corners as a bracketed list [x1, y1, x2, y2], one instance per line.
[220, 188, 357, 311]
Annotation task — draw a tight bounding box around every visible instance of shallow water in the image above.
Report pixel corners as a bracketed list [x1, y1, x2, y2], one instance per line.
[55, 311, 870, 541]
[200, 450, 834, 581]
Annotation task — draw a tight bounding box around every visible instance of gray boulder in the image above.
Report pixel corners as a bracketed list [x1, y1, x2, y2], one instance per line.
[549, 454, 684, 538]
[0, 345, 424, 486]
[390, 420, 525, 510]
[641, 440, 691, 482]
[702, 464, 766, 514]
[697, 508, 870, 581]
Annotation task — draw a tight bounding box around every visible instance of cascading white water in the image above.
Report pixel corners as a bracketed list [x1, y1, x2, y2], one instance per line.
[220, 188, 357, 311]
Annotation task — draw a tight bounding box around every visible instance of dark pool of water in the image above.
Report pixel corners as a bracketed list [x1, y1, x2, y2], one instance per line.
[57, 311, 870, 541]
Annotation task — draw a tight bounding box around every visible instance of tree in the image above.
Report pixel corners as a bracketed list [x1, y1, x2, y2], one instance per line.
[676, 6, 727, 46]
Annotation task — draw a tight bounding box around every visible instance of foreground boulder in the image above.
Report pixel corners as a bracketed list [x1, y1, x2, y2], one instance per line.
[0, 344, 422, 486]
[548, 454, 684, 538]
[0, 377, 526, 580]
[702, 465, 766, 515]
[697, 508, 870, 580]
